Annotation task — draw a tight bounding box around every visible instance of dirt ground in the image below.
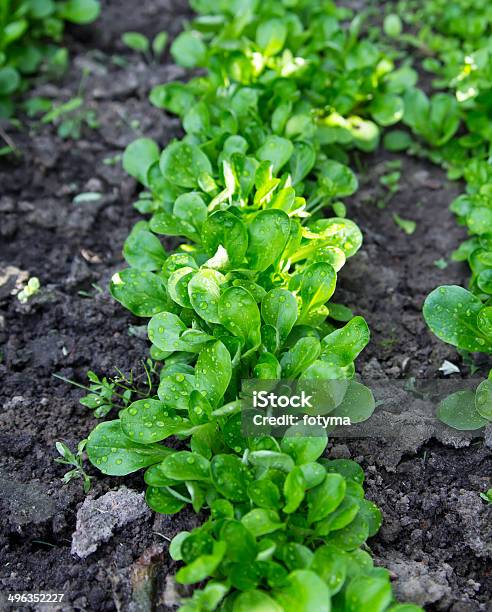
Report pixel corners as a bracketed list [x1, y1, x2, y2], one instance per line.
[0, 1, 491, 610]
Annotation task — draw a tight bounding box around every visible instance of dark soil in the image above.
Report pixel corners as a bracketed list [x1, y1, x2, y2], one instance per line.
[0, 1, 491, 611]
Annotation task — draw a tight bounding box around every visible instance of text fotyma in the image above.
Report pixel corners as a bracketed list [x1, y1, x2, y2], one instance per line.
[253, 390, 313, 409]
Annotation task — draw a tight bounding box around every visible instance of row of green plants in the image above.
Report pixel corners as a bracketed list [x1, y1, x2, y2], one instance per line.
[79, 0, 424, 609]
[382, 2, 492, 429]
[0, 0, 100, 118]
[46, 0, 492, 607]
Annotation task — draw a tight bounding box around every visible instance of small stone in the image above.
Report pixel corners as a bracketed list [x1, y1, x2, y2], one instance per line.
[0, 266, 28, 300]
[71, 487, 151, 558]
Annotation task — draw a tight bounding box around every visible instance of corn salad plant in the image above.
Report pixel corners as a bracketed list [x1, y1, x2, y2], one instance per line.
[80, 1, 427, 610]
[381, 1, 492, 428]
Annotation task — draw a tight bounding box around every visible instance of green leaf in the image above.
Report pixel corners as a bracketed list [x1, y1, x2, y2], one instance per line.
[476, 379, 492, 420]
[188, 390, 213, 426]
[383, 14, 402, 37]
[110, 268, 167, 317]
[148, 311, 207, 353]
[219, 286, 261, 350]
[152, 31, 169, 57]
[58, 0, 100, 23]
[122, 32, 150, 53]
[174, 192, 208, 230]
[370, 94, 404, 126]
[220, 520, 257, 563]
[0, 67, 20, 96]
[357, 499, 382, 537]
[249, 451, 295, 474]
[393, 213, 416, 235]
[478, 307, 492, 338]
[308, 218, 363, 258]
[146, 486, 186, 514]
[176, 541, 227, 584]
[283, 466, 305, 513]
[233, 591, 283, 612]
[144, 463, 176, 487]
[262, 288, 298, 346]
[278, 543, 313, 571]
[188, 270, 222, 323]
[298, 262, 337, 318]
[86, 420, 170, 476]
[211, 454, 252, 501]
[169, 531, 191, 560]
[326, 513, 369, 550]
[299, 462, 327, 488]
[183, 102, 210, 136]
[160, 141, 212, 188]
[195, 341, 232, 406]
[150, 82, 195, 114]
[429, 93, 460, 145]
[256, 19, 287, 56]
[289, 141, 316, 185]
[468, 207, 492, 235]
[383, 130, 413, 152]
[280, 336, 321, 378]
[329, 382, 375, 424]
[257, 136, 294, 174]
[167, 267, 194, 307]
[123, 221, 166, 271]
[160, 451, 211, 481]
[478, 270, 492, 294]
[3, 19, 28, 44]
[307, 473, 346, 523]
[121, 399, 189, 443]
[150, 210, 199, 241]
[248, 479, 281, 510]
[201, 211, 248, 267]
[403, 88, 430, 133]
[158, 372, 195, 411]
[323, 458, 365, 484]
[273, 570, 330, 612]
[181, 531, 214, 563]
[314, 495, 360, 535]
[253, 352, 281, 379]
[318, 160, 358, 198]
[328, 303, 354, 322]
[281, 427, 327, 464]
[438, 390, 488, 430]
[242, 508, 285, 537]
[311, 544, 348, 594]
[424, 286, 492, 352]
[247, 209, 290, 271]
[171, 31, 207, 68]
[345, 575, 392, 612]
[321, 317, 370, 367]
[123, 138, 160, 187]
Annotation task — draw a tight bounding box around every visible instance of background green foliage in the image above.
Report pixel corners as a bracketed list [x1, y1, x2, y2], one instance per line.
[0, 0, 100, 117]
